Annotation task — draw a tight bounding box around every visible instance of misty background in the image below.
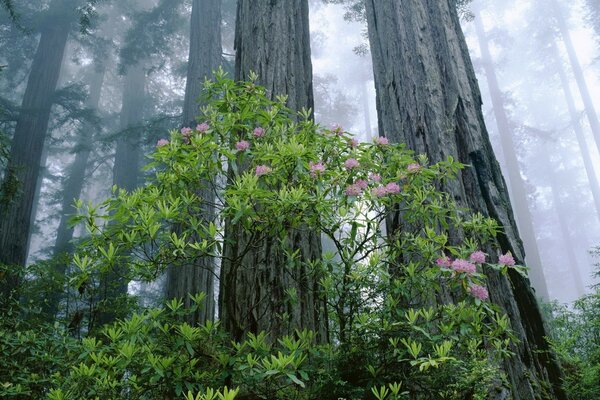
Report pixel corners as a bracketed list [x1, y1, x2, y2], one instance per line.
[3, 0, 599, 304]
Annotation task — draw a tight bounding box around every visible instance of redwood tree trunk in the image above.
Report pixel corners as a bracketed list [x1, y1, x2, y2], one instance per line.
[44, 67, 105, 318]
[364, 1, 565, 399]
[552, 0, 600, 158]
[550, 38, 600, 221]
[96, 64, 145, 326]
[165, 0, 222, 325]
[220, 0, 327, 342]
[0, 21, 70, 303]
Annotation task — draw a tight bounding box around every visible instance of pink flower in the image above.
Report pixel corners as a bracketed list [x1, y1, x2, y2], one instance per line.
[407, 163, 421, 172]
[332, 124, 343, 135]
[355, 179, 368, 189]
[156, 139, 169, 147]
[253, 127, 265, 137]
[181, 127, 193, 136]
[452, 259, 477, 274]
[349, 138, 359, 148]
[371, 186, 388, 197]
[369, 173, 381, 182]
[436, 256, 452, 267]
[236, 140, 250, 151]
[309, 161, 326, 177]
[255, 165, 272, 176]
[344, 158, 360, 170]
[470, 251, 486, 264]
[385, 182, 401, 194]
[375, 136, 389, 145]
[196, 123, 209, 133]
[345, 184, 363, 196]
[468, 284, 489, 301]
[499, 252, 515, 266]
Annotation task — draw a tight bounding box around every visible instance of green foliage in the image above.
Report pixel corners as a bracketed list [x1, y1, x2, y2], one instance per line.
[544, 259, 600, 400]
[2, 73, 522, 399]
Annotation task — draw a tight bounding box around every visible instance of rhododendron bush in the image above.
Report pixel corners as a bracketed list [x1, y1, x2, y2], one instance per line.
[2, 73, 526, 399]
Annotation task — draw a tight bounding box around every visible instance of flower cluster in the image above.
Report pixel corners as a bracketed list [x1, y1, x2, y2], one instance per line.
[156, 139, 169, 147]
[236, 140, 250, 151]
[255, 165, 272, 176]
[375, 136, 389, 145]
[344, 158, 360, 170]
[499, 252, 515, 266]
[253, 127, 265, 137]
[309, 161, 326, 177]
[452, 259, 477, 274]
[468, 284, 489, 300]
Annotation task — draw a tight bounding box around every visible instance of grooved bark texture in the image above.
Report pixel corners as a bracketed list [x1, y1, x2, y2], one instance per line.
[234, 0, 314, 114]
[364, 1, 565, 399]
[165, 0, 221, 325]
[182, 0, 222, 127]
[0, 22, 69, 302]
[220, 0, 326, 342]
[473, 11, 549, 300]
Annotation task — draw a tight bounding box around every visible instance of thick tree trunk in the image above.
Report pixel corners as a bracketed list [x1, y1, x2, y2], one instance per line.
[550, 38, 600, 221]
[43, 67, 105, 318]
[0, 21, 70, 304]
[474, 11, 549, 299]
[586, 0, 600, 50]
[220, 0, 327, 342]
[552, 0, 600, 158]
[96, 64, 145, 327]
[164, 0, 222, 326]
[364, 1, 566, 399]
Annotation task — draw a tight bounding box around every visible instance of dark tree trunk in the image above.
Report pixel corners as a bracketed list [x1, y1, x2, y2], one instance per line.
[474, 11, 549, 299]
[44, 67, 105, 318]
[552, 0, 600, 158]
[96, 64, 145, 326]
[550, 38, 600, 221]
[165, 0, 222, 325]
[220, 0, 327, 342]
[364, 1, 566, 399]
[0, 21, 70, 304]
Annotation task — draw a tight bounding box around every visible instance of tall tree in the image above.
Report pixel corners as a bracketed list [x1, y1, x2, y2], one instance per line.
[165, 0, 222, 325]
[364, 1, 565, 398]
[220, 0, 327, 341]
[551, 0, 600, 159]
[0, 0, 71, 303]
[96, 63, 145, 326]
[473, 9, 549, 299]
[45, 65, 105, 318]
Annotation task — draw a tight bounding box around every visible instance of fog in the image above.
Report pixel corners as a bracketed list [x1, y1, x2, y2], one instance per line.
[2, 0, 599, 305]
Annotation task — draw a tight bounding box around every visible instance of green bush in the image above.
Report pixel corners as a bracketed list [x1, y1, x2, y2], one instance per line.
[2, 72, 524, 399]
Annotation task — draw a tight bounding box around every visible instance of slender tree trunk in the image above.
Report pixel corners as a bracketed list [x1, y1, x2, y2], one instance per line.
[549, 38, 600, 221]
[220, 0, 327, 342]
[552, 0, 600, 158]
[96, 64, 145, 326]
[0, 21, 70, 304]
[474, 10, 549, 299]
[364, 1, 565, 399]
[43, 67, 105, 318]
[548, 167, 586, 297]
[165, 0, 222, 325]
[362, 81, 373, 141]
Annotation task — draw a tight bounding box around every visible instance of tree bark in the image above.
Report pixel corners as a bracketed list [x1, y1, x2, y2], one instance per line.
[220, 0, 327, 342]
[474, 10, 549, 299]
[0, 20, 70, 304]
[364, 1, 566, 399]
[165, 0, 222, 326]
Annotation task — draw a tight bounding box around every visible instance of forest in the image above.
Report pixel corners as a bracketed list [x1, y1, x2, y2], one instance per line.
[1, 0, 599, 399]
